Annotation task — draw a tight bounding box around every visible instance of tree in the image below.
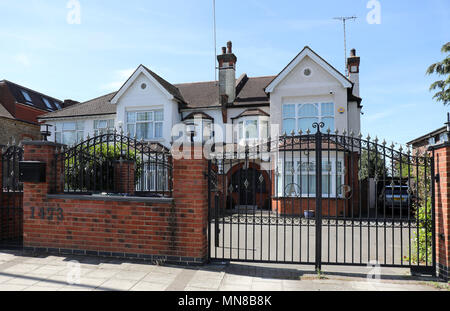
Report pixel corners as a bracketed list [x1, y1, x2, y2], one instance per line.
[426, 42, 450, 106]
[359, 146, 388, 180]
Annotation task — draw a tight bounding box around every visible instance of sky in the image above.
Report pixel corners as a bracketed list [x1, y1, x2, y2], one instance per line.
[0, 0, 449, 147]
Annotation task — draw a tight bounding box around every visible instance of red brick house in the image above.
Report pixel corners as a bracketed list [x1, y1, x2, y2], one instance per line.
[0, 80, 74, 145]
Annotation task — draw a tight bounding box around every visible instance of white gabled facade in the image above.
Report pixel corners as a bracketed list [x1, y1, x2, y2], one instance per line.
[40, 45, 362, 150]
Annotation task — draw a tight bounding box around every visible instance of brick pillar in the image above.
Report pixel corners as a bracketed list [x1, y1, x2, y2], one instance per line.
[22, 142, 61, 247]
[434, 143, 450, 281]
[114, 161, 135, 195]
[172, 146, 209, 262]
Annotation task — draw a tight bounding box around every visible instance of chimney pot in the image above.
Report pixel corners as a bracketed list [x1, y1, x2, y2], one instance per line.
[350, 49, 356, 57]
[227, 41, 232, 54]
[222, 47, 226, 54]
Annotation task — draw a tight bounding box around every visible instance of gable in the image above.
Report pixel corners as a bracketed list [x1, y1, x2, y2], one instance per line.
[111, 65, 183, 105]
[265, 47, 352, 93]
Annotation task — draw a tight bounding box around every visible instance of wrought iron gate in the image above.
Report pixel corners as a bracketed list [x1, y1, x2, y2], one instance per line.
[0, 144, 24, 249]
[208, 123, 436, 275]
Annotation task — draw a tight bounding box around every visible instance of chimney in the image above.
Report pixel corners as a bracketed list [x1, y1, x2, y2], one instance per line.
[217, 41, 237, 104]
[347, 48, 360, 97]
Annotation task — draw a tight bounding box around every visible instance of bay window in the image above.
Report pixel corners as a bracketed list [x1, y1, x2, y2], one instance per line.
[127, 110, 164, 140]
[276, 156, 344, 197]
[236, 117, 270, 141]
[55, 121, 84, 145]
[283, 102, 335, 134]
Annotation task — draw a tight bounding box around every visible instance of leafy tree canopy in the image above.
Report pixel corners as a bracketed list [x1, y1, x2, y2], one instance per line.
[427, 42, 450, 106]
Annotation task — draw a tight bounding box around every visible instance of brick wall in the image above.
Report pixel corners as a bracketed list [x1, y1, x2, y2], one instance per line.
[21, 142, 209, 264]
[433, 143, 450, 281]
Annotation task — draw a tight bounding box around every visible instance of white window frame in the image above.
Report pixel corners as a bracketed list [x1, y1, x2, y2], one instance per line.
[276, 155, 344, 198]
[94, 119, 115, 136]
[235, 116, 270, 142]
[185, 118, 213, 143]
[282, 102, 335, 134]
[55, 121, 85, 146]
[126, 110, 164, 140]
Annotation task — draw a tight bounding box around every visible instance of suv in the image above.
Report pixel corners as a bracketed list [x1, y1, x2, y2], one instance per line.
[378, 185, 412, 211]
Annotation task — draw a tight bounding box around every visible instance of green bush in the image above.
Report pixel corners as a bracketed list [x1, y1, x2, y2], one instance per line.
[64, 143, 141, 192]
[407, 198, 433, 264]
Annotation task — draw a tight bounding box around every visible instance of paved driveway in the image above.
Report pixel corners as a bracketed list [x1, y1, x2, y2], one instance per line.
[0, 250, 445, 291]
[210, 213, 427, 267]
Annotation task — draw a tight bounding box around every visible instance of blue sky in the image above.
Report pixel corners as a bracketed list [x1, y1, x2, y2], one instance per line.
[0, 0, 449, 146]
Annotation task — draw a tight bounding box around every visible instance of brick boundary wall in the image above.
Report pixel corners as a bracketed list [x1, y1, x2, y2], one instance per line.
[433, 143, 450, 281]
[21, 142, 209, 265]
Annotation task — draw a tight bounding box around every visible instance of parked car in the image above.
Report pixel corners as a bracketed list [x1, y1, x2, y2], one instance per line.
[378, 185, 412, 211]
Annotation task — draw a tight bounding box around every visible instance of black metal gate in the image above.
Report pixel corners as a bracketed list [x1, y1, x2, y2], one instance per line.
[208, 123, 436, 275]
[0, 144, 24, 249]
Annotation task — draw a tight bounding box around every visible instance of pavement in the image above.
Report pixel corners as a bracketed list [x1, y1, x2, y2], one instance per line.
[0, 250, 447, 291]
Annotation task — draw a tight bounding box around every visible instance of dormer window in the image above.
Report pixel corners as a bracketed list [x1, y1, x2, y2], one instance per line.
[236, 116, 270, 142]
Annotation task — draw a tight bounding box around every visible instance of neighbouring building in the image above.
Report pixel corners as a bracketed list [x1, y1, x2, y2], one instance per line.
[407, 125, 449, 156]
[0, 80, 74, 146]
[39, 42, 363, 212]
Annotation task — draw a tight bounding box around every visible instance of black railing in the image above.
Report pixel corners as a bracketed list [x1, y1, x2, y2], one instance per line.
[1, 145, 23, 193]
[54, 132, 172, 197]
[208, 126, 435, 273]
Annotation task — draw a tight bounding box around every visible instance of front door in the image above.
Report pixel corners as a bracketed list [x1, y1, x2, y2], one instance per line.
[232, 167, 259, 206]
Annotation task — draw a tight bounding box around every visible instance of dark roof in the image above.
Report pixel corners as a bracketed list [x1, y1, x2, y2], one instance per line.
[0, 80, 63, 112]
[141, 65, 185, 103]
[182, 112, 214, 121]
[174, 75, 273, 109]
[40, 92, 116, 119]
[407, 126, 447, 146]
[175, 81, 220, 108]
[232, 108, 269, 119]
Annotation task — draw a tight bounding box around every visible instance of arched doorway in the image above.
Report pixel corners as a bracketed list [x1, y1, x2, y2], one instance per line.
[230, 167, 267, 207]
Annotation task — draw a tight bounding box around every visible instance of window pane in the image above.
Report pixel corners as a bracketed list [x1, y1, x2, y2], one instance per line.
[63, 131, 76, 145]
[76, 121, 84, 130]
[155, 123, 163, 138]
[137, 112, 149, 121]
[301, 175, 316, 194]
[147, 122, 154, 139]
[136, 123, 148, 140]
[298, 103, 318, 117]
[283, 119, 295, 134]
[63, 122, 76, 131]
[127, 112, 136, 123]
[239, 122, 244, 139]
[154, 110, 164, 121]
[245, 120, 258, 138]
[55, 132, 61, 144]
[321, 103, 334, 116]
[283, 104, 295, 118]
[322, 174, 331, 195]
[21, 90, 32, 103]
[322, 117, 335, 131]
[77, 131, 84, 142]
[298, 117, 318, 132]
[261, 121, 269, 139]
[127, 124, 135, 137]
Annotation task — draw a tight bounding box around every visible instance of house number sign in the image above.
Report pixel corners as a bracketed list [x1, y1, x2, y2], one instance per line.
[30, 207, 64, 221]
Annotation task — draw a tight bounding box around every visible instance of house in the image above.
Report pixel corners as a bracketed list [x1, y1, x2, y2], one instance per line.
[39, 42, 363, 213]
[0, 80, 74, 145]
[407, 121, 449, 156]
